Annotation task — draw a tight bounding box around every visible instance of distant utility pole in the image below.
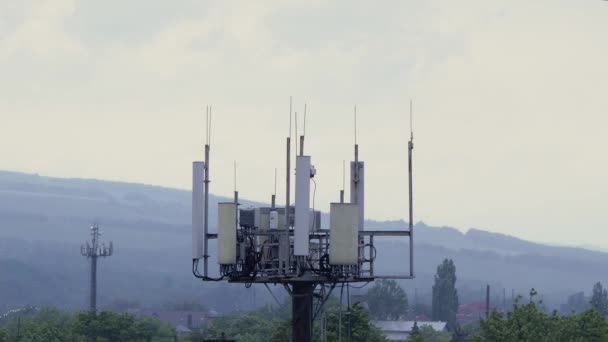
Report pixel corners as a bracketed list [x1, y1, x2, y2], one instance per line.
[80, 224, 113, 310]
[486, 285, 490, 319]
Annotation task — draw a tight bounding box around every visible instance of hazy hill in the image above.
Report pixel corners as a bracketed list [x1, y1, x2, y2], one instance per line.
[0, 170, 606, 312]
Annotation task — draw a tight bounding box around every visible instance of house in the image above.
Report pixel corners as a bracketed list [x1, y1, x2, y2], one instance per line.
[175, 324, 192, 336]
[373, 320, 447, 341]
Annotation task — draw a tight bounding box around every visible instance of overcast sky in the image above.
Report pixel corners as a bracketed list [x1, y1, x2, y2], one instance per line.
[1, 0, 607, 247]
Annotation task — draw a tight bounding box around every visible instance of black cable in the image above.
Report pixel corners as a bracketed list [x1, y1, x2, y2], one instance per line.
[193, 259, 225, 281]
[313, 283, 337, 320]
[192, 260, 202, 278]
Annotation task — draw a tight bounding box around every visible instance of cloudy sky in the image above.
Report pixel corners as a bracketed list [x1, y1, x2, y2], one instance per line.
[1, 0, 607, 247]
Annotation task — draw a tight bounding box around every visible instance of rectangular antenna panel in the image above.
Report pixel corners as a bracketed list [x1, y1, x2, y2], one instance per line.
[350, 161, 365, 230]
[239, 209, 255, 227]
[294, 156, 311, 256]
[269, 211, 279, 229]
[253, 207, 295, 229]
[192, 162, 205, 260]
[329, 203, 358, 265]
[217, 202, 237, 264]
[309, 210, 321, 231]
[254, 208, 270, 230]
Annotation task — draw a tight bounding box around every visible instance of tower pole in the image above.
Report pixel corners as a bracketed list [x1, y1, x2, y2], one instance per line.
[486, 285, 490, 319]
[408, 101, 414, 277]
[292, 283, 314, 342]
[90, 255, 97, 309]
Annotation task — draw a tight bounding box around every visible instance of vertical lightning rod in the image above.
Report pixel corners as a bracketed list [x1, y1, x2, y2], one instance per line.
[301, 104, 306, 155]
[408, 100, 414, 277]
[282, 98, 292, 272]
[272, 168, 277, 208]
[203, 106, 211, 278]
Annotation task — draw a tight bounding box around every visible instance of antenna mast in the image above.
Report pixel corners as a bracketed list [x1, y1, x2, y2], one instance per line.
[191, 99, 417, 342]
[301, 104, 306, 155]
[274, 168, 277, 196]
[282, 97, 292, 274]
[204, 106, 211, 278]
[408, 100, 414, 277]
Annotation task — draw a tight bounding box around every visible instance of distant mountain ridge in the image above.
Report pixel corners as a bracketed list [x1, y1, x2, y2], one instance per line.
[0, 170, 606, 312]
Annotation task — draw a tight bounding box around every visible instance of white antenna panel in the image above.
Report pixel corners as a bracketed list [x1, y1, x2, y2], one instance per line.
[294, 156, 311, 256]
[269, 211, 279, 229]
[217, 202, 238, 265]
[254, 208, 270, 230]
[329, 203, 358, 265]
[192, 162, 205, 260]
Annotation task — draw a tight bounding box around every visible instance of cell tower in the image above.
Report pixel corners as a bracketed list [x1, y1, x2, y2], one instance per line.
[192, 102, 415, 342]
[80, 224, 113, 310]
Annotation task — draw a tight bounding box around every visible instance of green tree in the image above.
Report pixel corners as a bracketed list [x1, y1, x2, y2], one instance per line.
[557, 309, 608, 342]
[203, 313, 280, 342]
[322, 302, 388, 342]
[268, 319, 290, 341]
[198, 299, 387, 342]
[590, 281, 608, 316]
[2, 308, 83, 342]
[134, 317, 175, 342]
[410, 322, 423, 342]
[473, 289, 608, 342]
[450, 323, 473, 342]
[0, 328, 10, 342]
[73, 309, 161, 342]
[0, 307, 177, 342]
[364, 279, 409, 320]
[432, 259, 459, 330]
[187, 328, 205, 342]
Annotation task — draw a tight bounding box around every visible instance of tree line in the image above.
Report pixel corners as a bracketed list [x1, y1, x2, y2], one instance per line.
[0, 308, 175, 342]
[3, 258, 608, 341]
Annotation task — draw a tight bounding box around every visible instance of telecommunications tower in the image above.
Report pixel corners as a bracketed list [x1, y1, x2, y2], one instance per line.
[81, 224, 113, 310]
[192, 102, 415, 342]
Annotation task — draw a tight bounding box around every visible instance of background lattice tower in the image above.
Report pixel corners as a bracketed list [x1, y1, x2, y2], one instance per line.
[80, 224, 113, 310]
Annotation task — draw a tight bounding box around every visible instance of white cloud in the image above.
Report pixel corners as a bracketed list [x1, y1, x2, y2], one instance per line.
[0, 0, 84, 58]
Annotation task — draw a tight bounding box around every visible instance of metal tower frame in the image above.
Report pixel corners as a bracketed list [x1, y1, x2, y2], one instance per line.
[192, 104, 415, 342]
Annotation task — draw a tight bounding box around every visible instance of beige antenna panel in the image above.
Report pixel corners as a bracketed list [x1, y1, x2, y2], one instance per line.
[329, 203, 359, 265]
[217, 202, 237, 265]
